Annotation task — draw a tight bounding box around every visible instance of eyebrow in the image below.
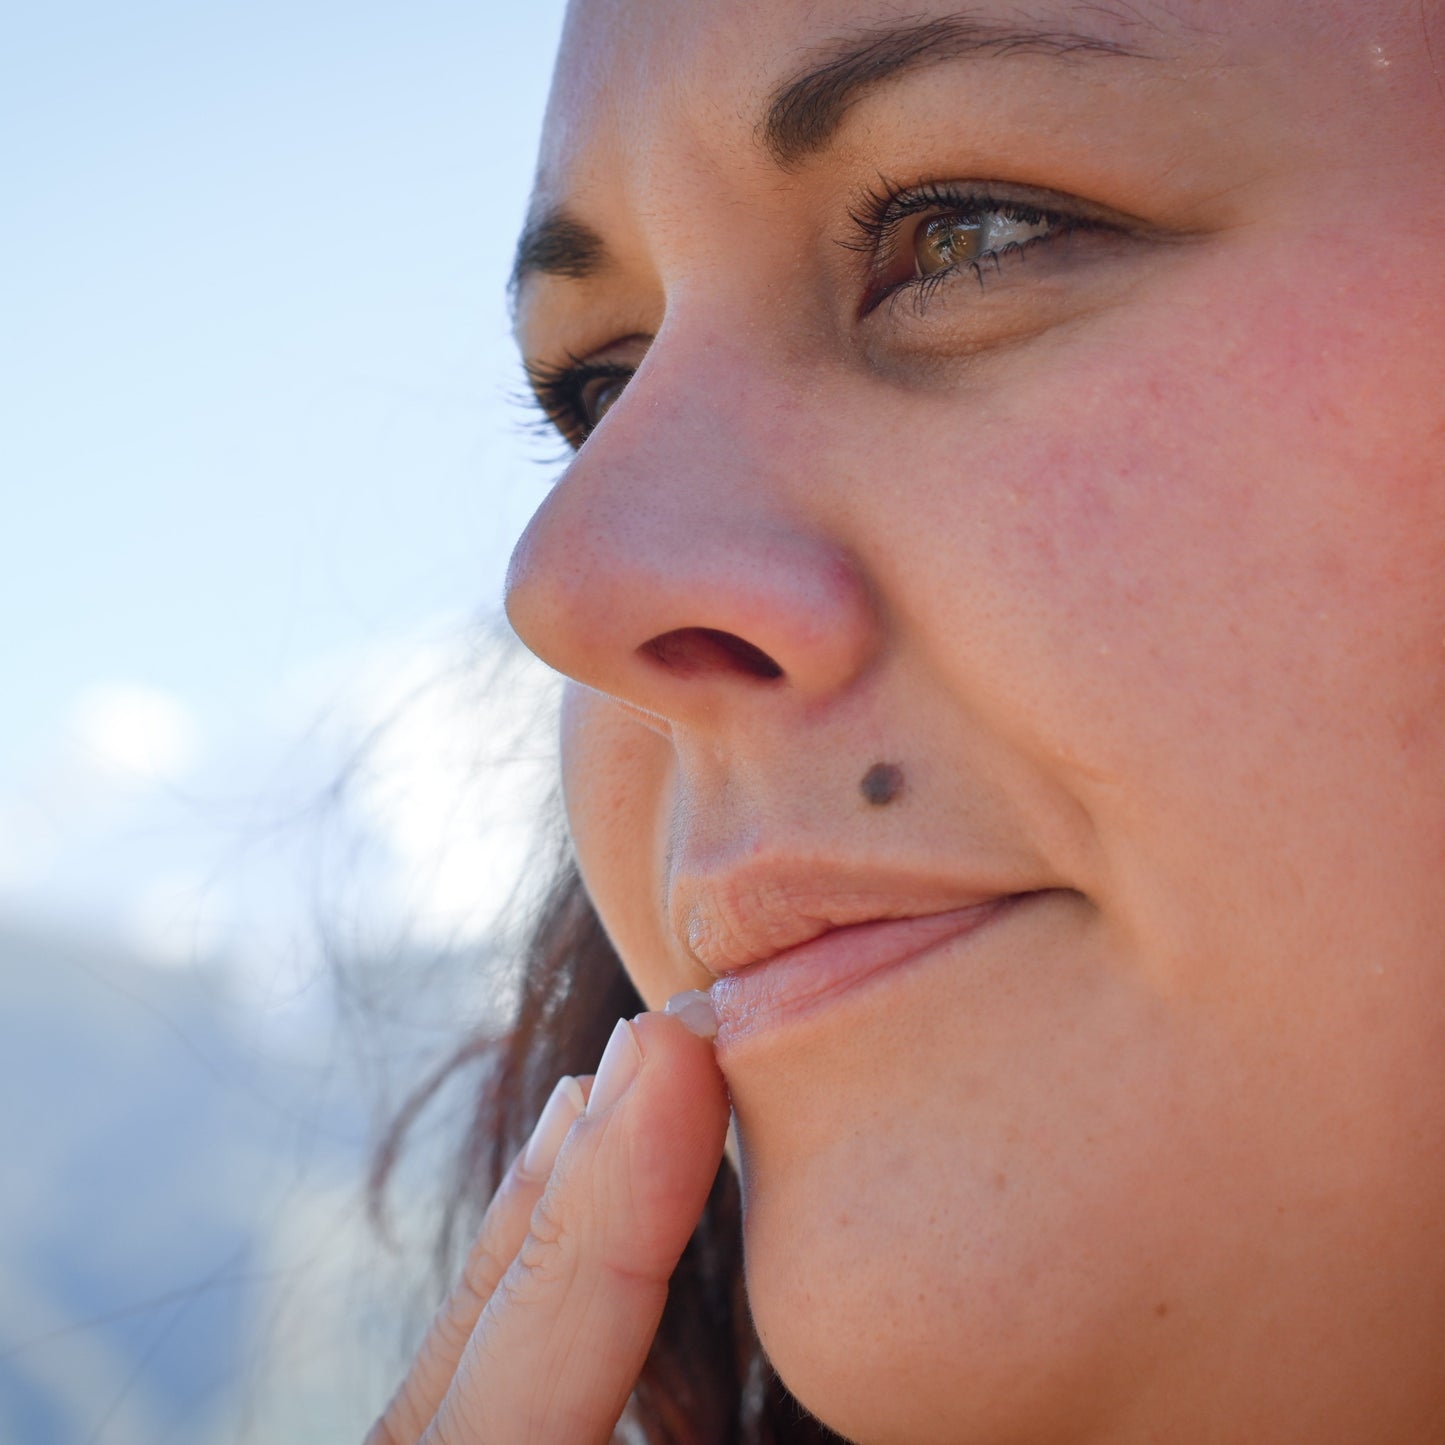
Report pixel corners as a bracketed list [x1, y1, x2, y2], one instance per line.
[511, 9, 1155, 295]
[761, 12, 1154, 167]
[510, 210, 607, 296]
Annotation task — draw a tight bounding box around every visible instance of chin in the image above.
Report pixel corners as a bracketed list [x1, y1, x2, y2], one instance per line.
[723, 961, 1188, 1444]
[740, 1194, 1126, 1445]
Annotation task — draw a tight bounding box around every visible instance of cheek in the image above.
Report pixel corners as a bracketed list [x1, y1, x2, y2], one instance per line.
[879, 252, 1445, 898]
[559, 686, 689, 1004]
[742, 255, 1445, 1437]
[1057, 341, 1439, 1000]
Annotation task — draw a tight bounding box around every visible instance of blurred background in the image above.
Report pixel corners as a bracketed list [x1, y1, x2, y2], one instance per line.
[2, 2, 572, 1439]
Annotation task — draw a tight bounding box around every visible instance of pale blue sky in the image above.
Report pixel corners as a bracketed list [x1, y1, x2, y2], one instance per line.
[3, 14, 584, 1438]
[2, 1, 572, 956]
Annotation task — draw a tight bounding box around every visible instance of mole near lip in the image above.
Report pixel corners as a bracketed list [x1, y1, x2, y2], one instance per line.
[708, 896, 1026, 1047]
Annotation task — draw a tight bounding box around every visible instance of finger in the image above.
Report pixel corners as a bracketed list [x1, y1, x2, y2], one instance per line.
[366, 1073, 592, 1445]
[423, 1004, 729, 1445]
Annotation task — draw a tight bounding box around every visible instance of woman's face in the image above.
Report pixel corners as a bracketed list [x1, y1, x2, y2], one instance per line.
[506, 1, 1445, 1439]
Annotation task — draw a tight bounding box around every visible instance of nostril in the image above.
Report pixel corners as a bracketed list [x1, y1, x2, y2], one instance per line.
[641, 627, 785, 681]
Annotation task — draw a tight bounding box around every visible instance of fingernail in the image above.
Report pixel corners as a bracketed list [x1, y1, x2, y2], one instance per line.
[520, 1075, 586, 1178]
[664, 989, 718, 1039]
[587, 1018, 641, 1115]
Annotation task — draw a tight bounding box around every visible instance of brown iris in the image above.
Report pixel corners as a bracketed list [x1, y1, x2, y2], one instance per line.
[583, 376, 627, 428]
[914, 214, 986, 275]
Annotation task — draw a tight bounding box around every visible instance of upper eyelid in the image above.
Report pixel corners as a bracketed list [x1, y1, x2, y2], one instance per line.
[843, 177, 1159, 252]
[525, 353, 636, 401]
[846, 180, 1110, 249]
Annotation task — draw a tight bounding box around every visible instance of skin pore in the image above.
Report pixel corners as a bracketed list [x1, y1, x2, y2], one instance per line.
[502, 1, 1445, 1441]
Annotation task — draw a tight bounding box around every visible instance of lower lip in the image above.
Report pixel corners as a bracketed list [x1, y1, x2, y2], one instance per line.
[708, 896, 1025, 1047]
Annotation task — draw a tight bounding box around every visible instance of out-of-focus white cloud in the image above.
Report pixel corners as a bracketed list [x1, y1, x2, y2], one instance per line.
[65, 683, 202, 788]
[0, 681, 206, 906]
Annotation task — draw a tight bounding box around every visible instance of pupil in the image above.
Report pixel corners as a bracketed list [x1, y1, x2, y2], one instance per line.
[916, 215, 983, 275]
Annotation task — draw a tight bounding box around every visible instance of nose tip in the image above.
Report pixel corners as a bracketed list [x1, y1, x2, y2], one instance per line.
[503, 443, 879, 721]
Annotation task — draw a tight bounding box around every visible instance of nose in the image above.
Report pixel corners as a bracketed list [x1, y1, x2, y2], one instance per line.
[504, 339, 880, 727]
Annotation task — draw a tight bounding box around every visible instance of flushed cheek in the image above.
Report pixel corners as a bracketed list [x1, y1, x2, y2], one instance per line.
[893, 267, 1445, 795]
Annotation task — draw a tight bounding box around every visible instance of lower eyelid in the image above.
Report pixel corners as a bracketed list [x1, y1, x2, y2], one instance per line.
[864, 232, 1142, 347]
[864, 231, 1057, 317]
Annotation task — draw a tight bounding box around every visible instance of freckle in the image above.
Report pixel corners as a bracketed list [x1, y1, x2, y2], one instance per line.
[860, 762, 904, 806]
[993, 1171, 1009, 1193]
[1155, 1301, 1170, 1319]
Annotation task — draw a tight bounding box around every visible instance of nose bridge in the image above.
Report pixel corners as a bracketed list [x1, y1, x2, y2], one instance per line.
[504, 322, 880, 717]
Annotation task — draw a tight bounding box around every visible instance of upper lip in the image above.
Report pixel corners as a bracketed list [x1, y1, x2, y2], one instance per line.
[674, 858, 1022, 977]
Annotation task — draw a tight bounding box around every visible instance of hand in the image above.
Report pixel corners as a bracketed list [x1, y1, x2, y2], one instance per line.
[366, 999, 730, 1445]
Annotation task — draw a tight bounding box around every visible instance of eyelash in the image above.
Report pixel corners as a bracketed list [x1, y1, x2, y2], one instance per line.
[844, 177, 1086, 316]
[524, 354, 635, 452]
[523, 179, 1096, 448]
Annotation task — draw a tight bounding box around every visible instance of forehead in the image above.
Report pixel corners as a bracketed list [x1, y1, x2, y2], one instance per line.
[537, 0, 1155, 185]
[535, 0, 1408, 183]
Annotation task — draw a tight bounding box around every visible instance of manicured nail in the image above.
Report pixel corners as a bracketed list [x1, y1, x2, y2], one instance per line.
[520, 1076, 585, 1178]
[664, 989, 718, 1039]
[587, 1018, 642, 1115]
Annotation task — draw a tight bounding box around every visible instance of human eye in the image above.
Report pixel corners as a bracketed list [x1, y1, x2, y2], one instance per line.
[844, 177, 1115, 318]
[524, 353, 636, 451]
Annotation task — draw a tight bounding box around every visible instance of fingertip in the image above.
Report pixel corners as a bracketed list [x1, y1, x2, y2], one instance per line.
[630, 1001, 721, 1059]
[626, 1007, 731, 1134]
[663, 988, 719, 1038]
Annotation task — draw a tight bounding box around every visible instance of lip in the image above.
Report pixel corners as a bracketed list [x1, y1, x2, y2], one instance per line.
[678, 859, 1019, 973]
[706, 894, 1031, 1047]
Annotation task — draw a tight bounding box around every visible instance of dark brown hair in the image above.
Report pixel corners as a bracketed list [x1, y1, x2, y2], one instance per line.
[371, 844, 844, 1444]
